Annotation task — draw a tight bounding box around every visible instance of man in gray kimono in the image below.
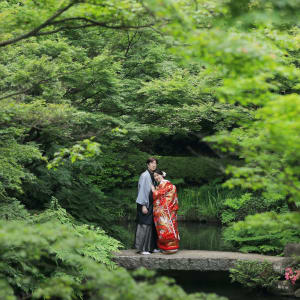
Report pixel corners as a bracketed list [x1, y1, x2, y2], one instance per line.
[134, 157, 159, 254]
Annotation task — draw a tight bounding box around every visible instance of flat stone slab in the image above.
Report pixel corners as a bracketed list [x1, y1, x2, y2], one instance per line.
[113, 250, 286, 273]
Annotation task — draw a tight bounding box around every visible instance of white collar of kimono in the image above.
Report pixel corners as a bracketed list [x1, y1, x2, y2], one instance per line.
[160, 179, 168, 184]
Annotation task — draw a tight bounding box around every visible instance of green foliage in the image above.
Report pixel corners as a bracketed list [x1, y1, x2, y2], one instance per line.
[4, 1, 300, 299]
[0, 126, 42, 199]
[108, 184, 244, 223]
[211, 94, 300, 207]
[0, 0, 149, 46]
[177, 184, 243, 220]
[47, 137, 101, 169]
[0, 197, 130, 299]
[229, 260, 280, 290]
[110, 184, 288, 224]
[223, 212, 300, 254]
[221, 193, 288, 225]
[0, 219, 226, 300]
[0, 0, 299, 218]
[0, 199, 30, 220]
[157, 1, 300, 208]
[159, 156, 227, 185]
[31, 198, 122, 267]
[106, 188, 137, 220]
[91, 152, 138, 191]
[0, 0, 251, 233]
[128, 154, 236, 186]
[0, 220, 95, 299]
[137, 67, 251, 136]
[0, 14, 242, 230]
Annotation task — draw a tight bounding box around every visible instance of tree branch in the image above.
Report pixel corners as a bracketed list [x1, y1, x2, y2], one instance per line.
[125, 30, 139, 57]
[49, 17, 153, 28]
[0, 78, 50, 101]
[0, 2, 75, 47]
[36, 17, 155, 36]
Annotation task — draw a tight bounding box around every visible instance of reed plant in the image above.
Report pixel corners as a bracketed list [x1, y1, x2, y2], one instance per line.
[109, 184, 244, 222]
[177, 184, 243, 221]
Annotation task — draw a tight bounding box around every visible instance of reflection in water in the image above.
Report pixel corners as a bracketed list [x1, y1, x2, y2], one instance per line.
[178, 222, 226, 251]
[120, 221, 227, 251]
[158, 271, 294, 300]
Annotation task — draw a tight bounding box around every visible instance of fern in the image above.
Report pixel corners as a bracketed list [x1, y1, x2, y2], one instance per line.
[31, 198, 122, 267]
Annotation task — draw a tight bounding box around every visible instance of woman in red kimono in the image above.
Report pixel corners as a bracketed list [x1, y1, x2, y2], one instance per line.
[151, 170, 179, 254]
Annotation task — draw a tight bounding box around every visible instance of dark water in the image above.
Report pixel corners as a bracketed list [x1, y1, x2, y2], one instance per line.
[157, 270, 294, 300]
[178, 222, 226, 251]
[120, 222, 296, 300]
[120, 221, 227, 250]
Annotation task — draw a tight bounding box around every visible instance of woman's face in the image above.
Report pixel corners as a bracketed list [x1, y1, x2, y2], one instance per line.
[154, 173, 163, 183]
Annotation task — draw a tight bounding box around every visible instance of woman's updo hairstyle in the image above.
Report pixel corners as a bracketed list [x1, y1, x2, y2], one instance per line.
[154, 169, 166, 178]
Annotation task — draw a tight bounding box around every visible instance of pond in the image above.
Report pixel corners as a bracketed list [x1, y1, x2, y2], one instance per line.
[120, 221, 297, 300]
[120, 221, 227, 251]
[157, 270, 294, 300]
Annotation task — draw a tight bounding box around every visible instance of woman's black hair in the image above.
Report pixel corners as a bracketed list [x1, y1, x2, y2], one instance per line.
[154, 169, 166, 177]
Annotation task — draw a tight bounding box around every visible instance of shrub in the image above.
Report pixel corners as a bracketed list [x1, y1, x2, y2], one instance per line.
[229, 260, 280, 290]
[223, 212, 300, 254]
[0, 199, 30, 220]
[220, 193, 288, 225]
[285, 267, 300, 285]
[89, 153, 138, 191]
[0, 220, 98, 299]
[0, 220, 228, 300]
[284, 256, 300, 286]
[127, 153, 236, 186]
[158, 156, 226, 185]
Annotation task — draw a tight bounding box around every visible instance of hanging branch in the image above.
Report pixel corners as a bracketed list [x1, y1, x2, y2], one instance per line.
[35, 21, 155, 37]
[0, 2, 75, 47]
[0, 4, 154, 48]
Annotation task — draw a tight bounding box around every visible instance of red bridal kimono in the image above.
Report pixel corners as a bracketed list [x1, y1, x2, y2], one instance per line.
[153, 180, 179, 252]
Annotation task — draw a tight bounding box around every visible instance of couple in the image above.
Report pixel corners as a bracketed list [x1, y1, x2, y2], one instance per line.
[134, 157, 179, 255]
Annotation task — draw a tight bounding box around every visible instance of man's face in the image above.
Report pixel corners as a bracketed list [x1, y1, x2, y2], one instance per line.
[147, 160, 157, 172]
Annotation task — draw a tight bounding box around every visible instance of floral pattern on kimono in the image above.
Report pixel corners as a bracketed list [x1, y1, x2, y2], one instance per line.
[153, 180, 179, 251]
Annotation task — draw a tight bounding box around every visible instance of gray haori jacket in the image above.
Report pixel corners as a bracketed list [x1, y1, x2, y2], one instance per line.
[136, 170, 153, 208]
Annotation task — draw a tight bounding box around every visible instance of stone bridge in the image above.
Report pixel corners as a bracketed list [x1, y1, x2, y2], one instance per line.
[113, 250, 286, 273]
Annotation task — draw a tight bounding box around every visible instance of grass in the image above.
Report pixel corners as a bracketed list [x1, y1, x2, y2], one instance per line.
[177, 184, 244, 220]
[108, 184, 244, 222]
